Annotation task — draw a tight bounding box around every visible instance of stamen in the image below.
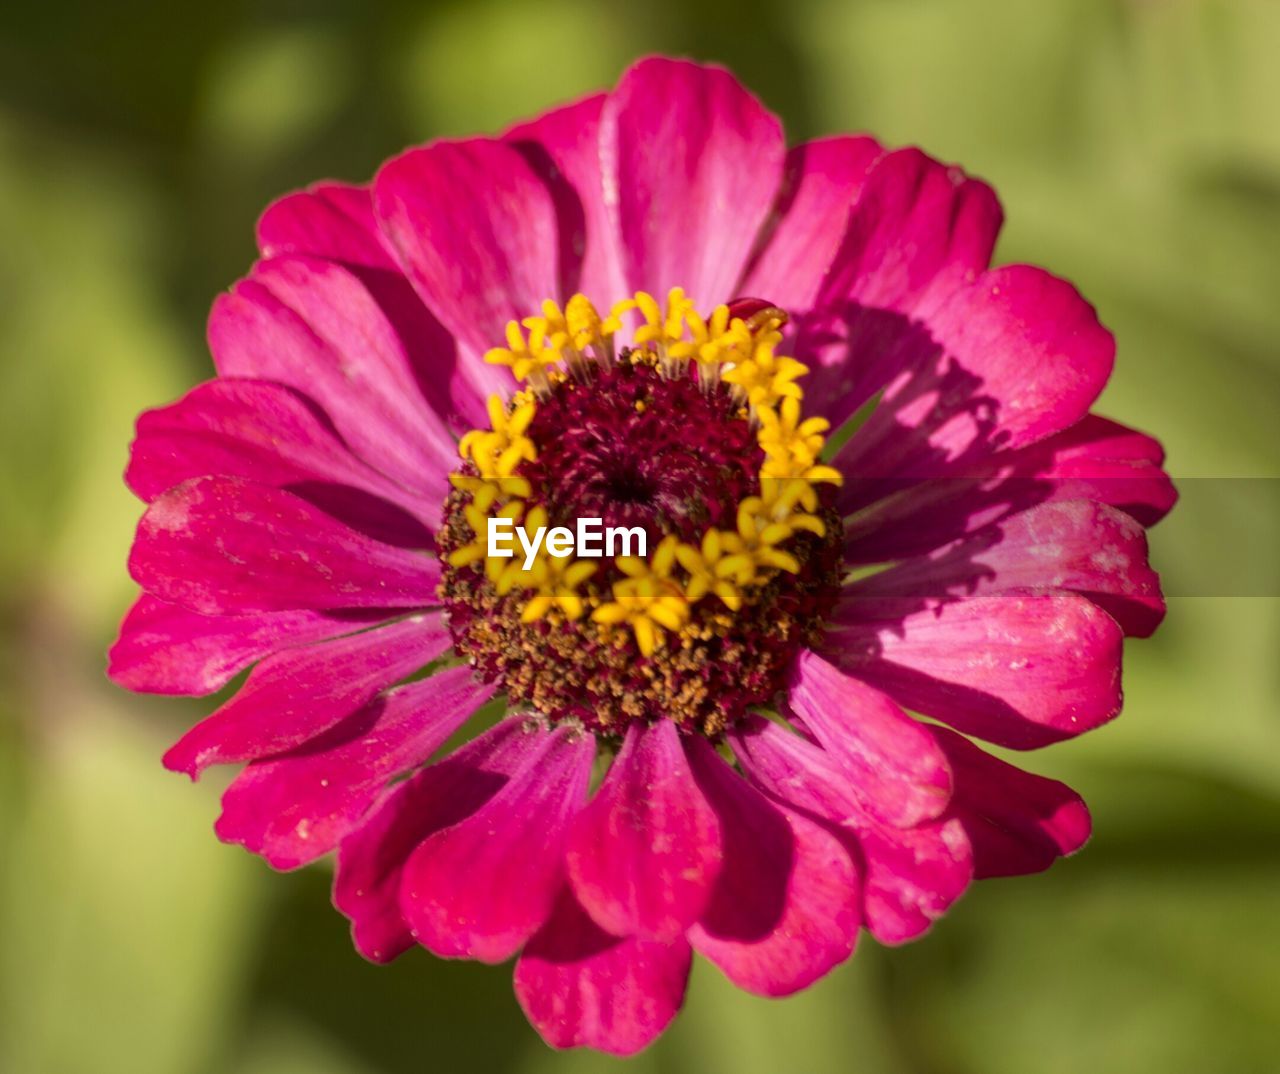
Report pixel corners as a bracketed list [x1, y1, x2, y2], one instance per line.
[439, 288, 844, 734]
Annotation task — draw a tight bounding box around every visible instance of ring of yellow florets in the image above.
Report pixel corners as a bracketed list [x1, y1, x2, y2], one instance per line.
[437, 289, 844, 735]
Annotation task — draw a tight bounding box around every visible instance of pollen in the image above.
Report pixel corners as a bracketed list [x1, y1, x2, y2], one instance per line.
[438, 291, 844, 737]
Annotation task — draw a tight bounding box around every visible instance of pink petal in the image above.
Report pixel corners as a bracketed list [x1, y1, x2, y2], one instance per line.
[739, 135, 884, 312]
[684, 738, 860, 997]
[515, 887, 692, 1056]
[257, 181, 397, 270]
[107, 593, 371, 696]
[854, 815, 973, 944]
[798, 303, 941, 432]
[847, 499, 1165, 636]
[258, 181, 489, 431]
[162, 613, 449, 777]
[216, 667, 495, 869]
[401, 724, 595, 963]
[837, 265, 1115, 487]
[826, 590, 1124, 749]
[1018, 413, 1178, 527]
[334, 718, 543, 963]
[600, 57, 785, 305]
[840, 414, 1176, 563]
[374, 138, 560, 363]
[128, 476, 439, 615]
[126, 378, 422, 517]
[731, 716, 972, 945]
[817, 146, 1002, 318]
[209, 256, 456, 505]
[786, 650, 953, 827]
[729, 716, 868, 825]
[566, 720, 721, 942]
[932, 726, 1091, 879]
[504, 93, 628, 306]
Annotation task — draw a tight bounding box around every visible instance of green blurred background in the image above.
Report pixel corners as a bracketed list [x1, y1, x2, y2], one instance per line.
[2, 1, 1278, 1071]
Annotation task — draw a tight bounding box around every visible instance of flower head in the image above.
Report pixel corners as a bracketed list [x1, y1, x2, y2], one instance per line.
[111, 57, 1174, 1055]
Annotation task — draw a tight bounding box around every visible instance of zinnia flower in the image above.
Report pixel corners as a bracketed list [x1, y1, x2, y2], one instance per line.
[111, 57, 1175, 1054]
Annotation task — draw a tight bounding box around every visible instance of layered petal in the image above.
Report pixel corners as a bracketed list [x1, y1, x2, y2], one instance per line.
[257, 180, 396, 270]
[566, 720, 721, 942]
[826, 590, 1124, 749]
[835, 265, 1115, 488]
[786, 650, 952, 827]
[126, 378, 420, 513]
[1013, 413, 1178, 527]
[933, 726, 1091, 878]
[162, 613, 449, 777]
[850, 499, 1165, 636]
[210, 256, 457, 506]
[107, 594, 370, 696]
[731, 716, 972, 944]
[515, 888, 692, 1056]
[334, 718, 544, 962]
[685, 737, 860, 997]
[129, 476, 439, 615]
[216, 667, 496, 869]
[738, 135, 884, 311]
[374, 138, 560, 362]
[259, 180, 489, 430]
[840, 414, 1177, 563]
[853, 815, 973, 944]
[504, 93, 627, 306]
[600, 57, 785, 305]
[817, 146, 1002, 318]
[401, 724, 595, 963]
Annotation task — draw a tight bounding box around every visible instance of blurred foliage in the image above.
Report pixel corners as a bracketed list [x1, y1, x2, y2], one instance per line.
[1, 1, 1277, 1072]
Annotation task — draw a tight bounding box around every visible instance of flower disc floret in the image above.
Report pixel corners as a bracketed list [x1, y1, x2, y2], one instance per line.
[438, 291, 844, 734]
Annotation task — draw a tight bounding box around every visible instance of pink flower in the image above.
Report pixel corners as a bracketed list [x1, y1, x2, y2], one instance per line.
[111, 57, 1175, 1055]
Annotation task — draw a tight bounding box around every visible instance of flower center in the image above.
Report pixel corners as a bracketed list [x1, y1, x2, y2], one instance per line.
[436, 291, 845, 737]
[523, 356, 761, 547]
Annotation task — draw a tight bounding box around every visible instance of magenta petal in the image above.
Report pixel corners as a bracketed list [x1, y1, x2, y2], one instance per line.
[334, 718, 542, 963]
[215, 667, 495, 869]
[827, 591, 1124, 749]
[107, 594, 368, 696]
[374, 138, 560, 362]
[818, 146, 1002, 317]
[515, 887, 691, 1056]
[730, 717, 868, 825]
[209, 256, 455, 505]
[684, 737, 859, 997]
[504, 93, 627, 306]
[839, 414, 1176, 565]
[739, 135, 884, 311]
[932, 727, 1091, 879]
[401, 725, 595, 963]
[258, 181, 488, 432]
[600, 57, 785, 305]
[786, 651, 953, 827]
[837, 265, 1115, 486]
[855, 816, 972, 945]
[730, 715, 971, 946]
[566, 720, 721, 942]
[1019, 414, 1178, 526]
[162, 613, 449, 777]
[257, 181, 397, 270]
[129, 476, 438, 615]
[922, 264, 1115, 451]
[126, 378, 415, 509]
[847, 499, 1165, 636]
